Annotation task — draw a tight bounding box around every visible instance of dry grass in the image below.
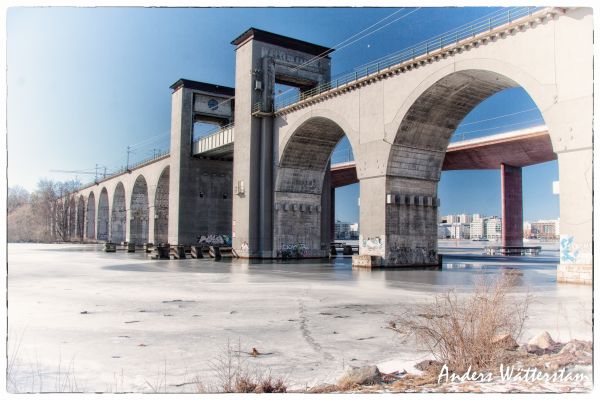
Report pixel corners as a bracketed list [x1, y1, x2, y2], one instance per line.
[207, 339, 287, 393]
[388, 274, 531, 373]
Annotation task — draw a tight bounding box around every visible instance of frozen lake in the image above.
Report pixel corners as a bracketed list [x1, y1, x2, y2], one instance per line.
[7, 241, 591, 392]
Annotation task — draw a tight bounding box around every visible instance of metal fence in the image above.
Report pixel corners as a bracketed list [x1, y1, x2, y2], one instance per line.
[266, 6, 541, 112]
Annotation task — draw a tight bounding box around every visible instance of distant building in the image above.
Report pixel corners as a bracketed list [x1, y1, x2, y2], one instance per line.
[458, 213, 472, 224]
[335, 220, 359, 240]
[529, 219, 559, 239]
[438, 223, 452, 239]
[486, 217, 502, 240]
[470, 219, 485, 239]
[349, 223, 359, 239]
[472, 213, 483, 222]
[450, 222, 470, 239]
[523, 221, 532, 238]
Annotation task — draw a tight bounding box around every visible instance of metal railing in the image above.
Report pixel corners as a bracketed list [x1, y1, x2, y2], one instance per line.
[259, 6, 541, 113]
[192, 122, 235, 154]
[78, 149, 170, 190]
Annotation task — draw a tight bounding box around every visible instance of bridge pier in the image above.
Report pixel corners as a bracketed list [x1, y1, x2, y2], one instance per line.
[555, 148, 592, 284]
[356, 175, 440, 267]
[168, 80, 234, 246]
[501, 163, 523, 247]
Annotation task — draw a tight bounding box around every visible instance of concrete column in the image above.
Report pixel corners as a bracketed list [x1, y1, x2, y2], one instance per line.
[355, 175, 439, 267]
[167, 86, 192, 245]
[501, 163, 523, 247]
[231, 39, 262, 257]
[125, 208, 132, 243]
[556, 148, 592, 284]
[320, 165, 332, 248]
[330, 187, 336, 240]
[258, 57, 274, 256]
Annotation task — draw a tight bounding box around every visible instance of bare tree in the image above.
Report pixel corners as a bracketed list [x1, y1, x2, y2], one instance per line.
[7, 186, 29, 214]
[8, 179, 80, 242]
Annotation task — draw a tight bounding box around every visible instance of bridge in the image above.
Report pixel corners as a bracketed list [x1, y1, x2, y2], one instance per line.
[66, 7, 592, 284]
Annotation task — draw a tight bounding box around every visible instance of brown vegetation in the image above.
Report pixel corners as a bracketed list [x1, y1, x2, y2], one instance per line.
[388, 275, 531, 373]
[7, 180, 81, 243]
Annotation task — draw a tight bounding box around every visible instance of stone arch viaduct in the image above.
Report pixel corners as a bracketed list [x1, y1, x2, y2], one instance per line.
[69, 7, 592, 283]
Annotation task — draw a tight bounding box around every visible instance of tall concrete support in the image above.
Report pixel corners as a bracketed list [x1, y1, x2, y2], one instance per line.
[85, 192, 95, 240]
[501, 164, 523, 247]
[330, 187, 335, 240]
[230, 28, 332, 257]
[167, 79, 234, 245]
[320, 164, 332, 249]
[555, 149, 592, 284]
[356, 175, 439, 267]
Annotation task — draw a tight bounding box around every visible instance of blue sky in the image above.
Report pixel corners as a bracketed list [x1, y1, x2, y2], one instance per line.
[7, 6, 558, 222]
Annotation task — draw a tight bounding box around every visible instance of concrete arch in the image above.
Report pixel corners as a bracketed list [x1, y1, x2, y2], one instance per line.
[111, 182, 127, 243]
[274, 115, 353, 257]
[130, 174, 149, 245]
[371, 67, 552, 266]
[277, 108, 359, 162]
[86, 192, 96, 239]
[97, 188, 110, 241]
[386, 68, 523, 180]
[76, 195, 85, 240]
[154, 166, 170, 244]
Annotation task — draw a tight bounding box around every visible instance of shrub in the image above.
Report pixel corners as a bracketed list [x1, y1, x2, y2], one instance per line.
[388, 274, 531, 373]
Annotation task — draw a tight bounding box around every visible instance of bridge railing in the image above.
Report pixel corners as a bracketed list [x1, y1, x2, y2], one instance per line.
[192, 122, 235, 154]
[78, 150, 170, 191]
[267, 6, 541, 112]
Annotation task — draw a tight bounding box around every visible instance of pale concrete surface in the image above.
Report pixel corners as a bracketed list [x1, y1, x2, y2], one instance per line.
[7, 243, 591, 393]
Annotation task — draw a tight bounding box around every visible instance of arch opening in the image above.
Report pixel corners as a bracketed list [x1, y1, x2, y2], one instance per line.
[275, 116, 354, 257]
[437, 86, 556, 247]
[111, 183, 126, 243]
[85, 192, 96, 239]
[97, 188, 109, 241]
[130, 175, 149, 245]
[381, 69, 552, 265]
[154, 167, 170, 244]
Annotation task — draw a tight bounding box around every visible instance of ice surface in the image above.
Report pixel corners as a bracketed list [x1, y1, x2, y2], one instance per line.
[6, 242, 592, 393]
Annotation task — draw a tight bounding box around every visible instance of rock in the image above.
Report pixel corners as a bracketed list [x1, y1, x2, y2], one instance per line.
[492, 333, 519, 350]
[414, 359, 443, 372]
[528, 331, 555, 350]
[558, 339, 592, 357]
[337, 365, 381, 388]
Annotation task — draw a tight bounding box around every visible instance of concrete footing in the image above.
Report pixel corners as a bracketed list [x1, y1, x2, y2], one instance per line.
[352, 254, 443, 269]
[126, 243, 136, 253]
[352, 255, 383, 268]
[557, 264, 592, 284]
[170, 245, 186, 259]
[151, 244, 170, 259]
[190, 245, 203, 259]
[103, 242, 116, 253]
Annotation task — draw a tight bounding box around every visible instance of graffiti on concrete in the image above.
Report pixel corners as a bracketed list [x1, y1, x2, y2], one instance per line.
[389, 246, 438, 265]
[364, 237, 383, 250]
[198, 234, 232, 247]
[560, 235, 579, 263]
[279, 243, 307, 259]
[360, 235, 385, 256]
[240, 241, 249, 252]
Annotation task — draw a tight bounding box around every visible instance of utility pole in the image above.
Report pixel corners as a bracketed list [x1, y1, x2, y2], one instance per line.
[126, 146, 131, 171]
[94, 164, 99, 182]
